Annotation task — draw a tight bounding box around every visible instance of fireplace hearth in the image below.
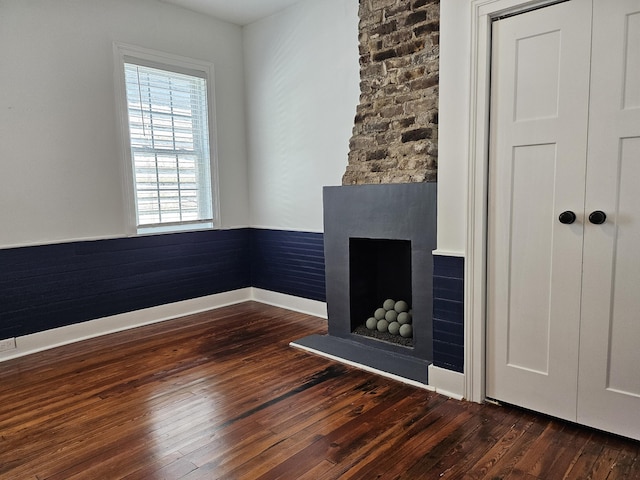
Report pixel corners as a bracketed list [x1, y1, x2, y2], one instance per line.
[291, 183, 437, 384]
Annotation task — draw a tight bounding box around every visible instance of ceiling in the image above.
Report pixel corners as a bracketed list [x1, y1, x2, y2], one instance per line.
[160, 0, 304, 26]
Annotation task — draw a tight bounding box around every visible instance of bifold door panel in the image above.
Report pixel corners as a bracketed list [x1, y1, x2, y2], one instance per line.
[487, 0, 640, 441]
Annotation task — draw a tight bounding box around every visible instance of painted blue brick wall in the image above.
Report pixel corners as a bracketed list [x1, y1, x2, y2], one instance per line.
[0, 228, 327, 340]
[0, 229, 251, 338]
[2, 228, 467, 376]
[250, 229, 326, 302]
[432, 255, 465, 373]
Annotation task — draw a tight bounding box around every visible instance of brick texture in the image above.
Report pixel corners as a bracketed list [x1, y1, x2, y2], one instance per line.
[343, 0, 439, 185]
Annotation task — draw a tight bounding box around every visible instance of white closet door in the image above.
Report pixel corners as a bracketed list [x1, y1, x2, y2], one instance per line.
[578, 0, 640, 440]
[486, 0, 592, 420]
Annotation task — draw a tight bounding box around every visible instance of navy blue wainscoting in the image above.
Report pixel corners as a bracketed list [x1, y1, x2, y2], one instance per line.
[432, 255, 465, 373]
[0, 229, 251, 339]
[250, 229, 326, 302]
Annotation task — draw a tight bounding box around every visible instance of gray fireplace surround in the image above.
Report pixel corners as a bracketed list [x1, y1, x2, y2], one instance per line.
[291, 182, 437, 384]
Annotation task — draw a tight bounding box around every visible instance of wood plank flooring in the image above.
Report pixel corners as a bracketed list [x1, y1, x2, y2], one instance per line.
[0, 302, 638, 479]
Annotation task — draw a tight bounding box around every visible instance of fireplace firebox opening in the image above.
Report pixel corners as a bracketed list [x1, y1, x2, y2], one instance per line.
[349, 238, 413, 347]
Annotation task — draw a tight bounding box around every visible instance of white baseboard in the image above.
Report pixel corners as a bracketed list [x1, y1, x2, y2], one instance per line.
[0, 288, 327, 363]
[428, 364, 465, 400]
[0, 288, 252, 362]
[250, 288, 327, 318]
[2, 288, 468, 402]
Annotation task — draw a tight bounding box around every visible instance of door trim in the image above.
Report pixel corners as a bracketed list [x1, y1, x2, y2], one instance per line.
[465, 0, 570, 403]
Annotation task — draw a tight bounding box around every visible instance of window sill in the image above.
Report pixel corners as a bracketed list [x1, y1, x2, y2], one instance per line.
[137, 222, 214, 236]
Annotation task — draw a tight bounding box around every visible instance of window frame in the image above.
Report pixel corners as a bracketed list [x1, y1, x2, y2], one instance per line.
[113, 42, 220, 235]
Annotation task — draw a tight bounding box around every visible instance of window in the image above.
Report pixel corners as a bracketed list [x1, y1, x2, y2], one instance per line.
[115, 44, 218, 234]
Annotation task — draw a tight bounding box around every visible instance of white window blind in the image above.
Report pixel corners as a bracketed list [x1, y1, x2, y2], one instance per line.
[124, 62, 213, 229]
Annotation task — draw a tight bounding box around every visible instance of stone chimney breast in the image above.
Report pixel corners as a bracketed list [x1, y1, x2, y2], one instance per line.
[343, 0, 439, 185]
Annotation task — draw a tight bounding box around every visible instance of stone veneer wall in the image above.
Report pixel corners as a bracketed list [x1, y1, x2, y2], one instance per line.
[343, 0, 439, 185]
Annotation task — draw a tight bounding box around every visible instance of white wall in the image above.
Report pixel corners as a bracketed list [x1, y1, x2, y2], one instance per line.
[243, 0, 360, 232]
[436, 1, 472, 256]
[0, 0, 250, 248]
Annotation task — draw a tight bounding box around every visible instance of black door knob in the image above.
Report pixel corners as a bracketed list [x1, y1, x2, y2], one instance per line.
[559, 211, 576, 224]
[589, 210, 607, 225]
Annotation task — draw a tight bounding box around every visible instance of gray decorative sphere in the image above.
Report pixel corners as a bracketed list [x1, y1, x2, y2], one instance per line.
[374, 308, 386, 320]
[384, 310, 398, 322]
[399, 323, 413, 338]
[377, 319, 389, 333]
[394, 300, 409, 313]
[397, 311, 412, 325]
[388, 321, 401, 336]
[382, 299, 396, 311]
[366, 317, 378, 330]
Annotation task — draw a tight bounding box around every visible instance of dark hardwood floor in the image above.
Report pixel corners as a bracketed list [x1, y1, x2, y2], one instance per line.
[0, 302, 638, 479]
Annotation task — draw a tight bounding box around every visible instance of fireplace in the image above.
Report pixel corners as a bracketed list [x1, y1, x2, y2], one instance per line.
[290, 0, 439, 384]
[292, 182, 437, 384]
